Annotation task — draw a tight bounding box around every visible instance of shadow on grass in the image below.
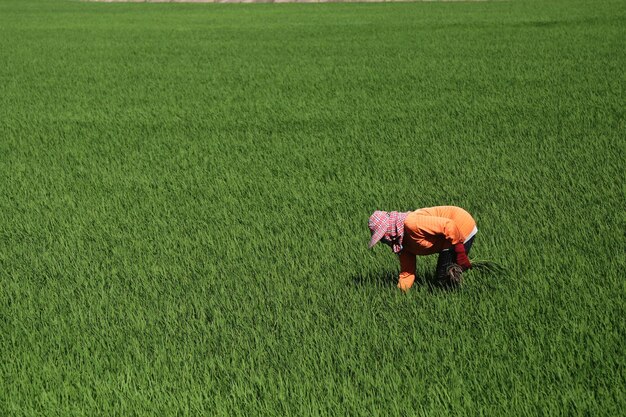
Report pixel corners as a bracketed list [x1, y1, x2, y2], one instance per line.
[350, 270, 460, 293]
[350, 270, 397, 288]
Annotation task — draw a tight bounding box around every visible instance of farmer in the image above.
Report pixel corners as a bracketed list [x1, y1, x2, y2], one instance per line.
[368, 206, 477, 291]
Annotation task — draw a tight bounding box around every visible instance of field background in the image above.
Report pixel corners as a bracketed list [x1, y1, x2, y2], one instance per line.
[1, 0, 624, 415]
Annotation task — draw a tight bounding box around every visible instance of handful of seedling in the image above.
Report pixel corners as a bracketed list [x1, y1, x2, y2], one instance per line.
[442, 259, 504, 288]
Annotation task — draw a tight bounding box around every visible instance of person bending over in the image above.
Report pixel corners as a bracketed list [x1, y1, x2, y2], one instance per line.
[368, 206, 477, 291]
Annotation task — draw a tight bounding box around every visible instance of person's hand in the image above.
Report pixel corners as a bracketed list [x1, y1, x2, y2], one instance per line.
[454, 243, 472, 271]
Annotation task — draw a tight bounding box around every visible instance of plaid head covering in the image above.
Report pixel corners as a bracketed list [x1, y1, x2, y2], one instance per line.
[368, 210, 409, 254]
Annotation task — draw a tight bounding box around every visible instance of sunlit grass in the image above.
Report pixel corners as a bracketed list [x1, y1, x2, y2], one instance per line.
[1, 0, 624, 415]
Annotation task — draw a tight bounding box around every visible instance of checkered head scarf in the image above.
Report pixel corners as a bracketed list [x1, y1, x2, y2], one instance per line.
[368, 210, 409, 254]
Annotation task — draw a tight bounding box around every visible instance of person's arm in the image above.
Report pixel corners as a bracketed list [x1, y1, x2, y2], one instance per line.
[398, 251, 416, 292]
[421, 216, 472, 270]
[453, 243, 472, 270]
[440, 218, 472, 270]
[439, 218, 472, 270]
[439, 218, 464, 245]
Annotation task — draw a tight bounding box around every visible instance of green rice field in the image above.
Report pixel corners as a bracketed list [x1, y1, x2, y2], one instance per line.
[1, 0, 625, 415]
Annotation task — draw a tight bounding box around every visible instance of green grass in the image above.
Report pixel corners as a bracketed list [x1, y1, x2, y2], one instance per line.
[1, 0, 625, 415]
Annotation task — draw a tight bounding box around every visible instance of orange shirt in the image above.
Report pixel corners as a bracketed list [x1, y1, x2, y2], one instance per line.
[398, 206, 476, 291]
